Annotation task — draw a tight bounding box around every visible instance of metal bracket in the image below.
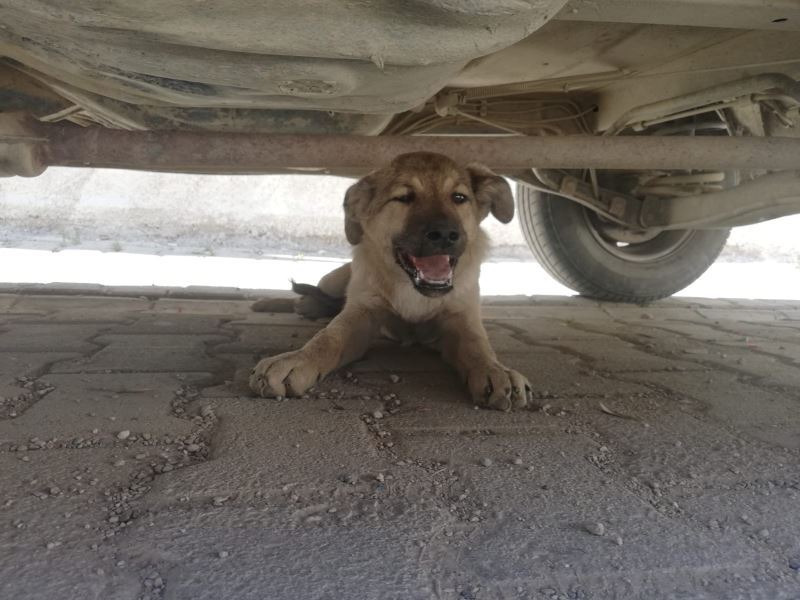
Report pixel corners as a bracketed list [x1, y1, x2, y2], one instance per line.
[519, 168, 800, 231]
[0, 113, 48, 177]
[515, 169, 643, 228]
[639, 170, 800, 229]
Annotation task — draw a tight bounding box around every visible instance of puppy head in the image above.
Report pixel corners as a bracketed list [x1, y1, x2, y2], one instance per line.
[344, 152, 514, 296]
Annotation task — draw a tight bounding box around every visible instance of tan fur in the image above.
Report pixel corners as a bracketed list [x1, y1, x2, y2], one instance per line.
[250, 152, 531, 410]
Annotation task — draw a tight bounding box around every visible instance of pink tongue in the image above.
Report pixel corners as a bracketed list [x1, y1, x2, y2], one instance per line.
[409, 255, 452, 281]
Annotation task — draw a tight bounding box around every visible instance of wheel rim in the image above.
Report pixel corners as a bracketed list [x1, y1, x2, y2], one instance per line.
[583, 208, 695, 264]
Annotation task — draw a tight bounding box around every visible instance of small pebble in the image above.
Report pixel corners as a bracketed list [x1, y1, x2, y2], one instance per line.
[480, 458, 493, 467]
[586, 522, 605, 537]
[186, 444, 201, 453]
[372, 410, 383, 420]
[113, 459, 126, 467]
[389, 374, 401, 384]
[45, 541, 60, 550]
[48, 486, 61, 496]
[212, 496, 228, 506]
[218, 550, 229, 558]
[512, 457, 523, 465]
[757, 528, 770, 539]
[116, 430, 130, 441]
[615, 535, 623, 546]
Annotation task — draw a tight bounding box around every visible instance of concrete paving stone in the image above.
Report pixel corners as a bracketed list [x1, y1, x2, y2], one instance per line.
[0, 352, 82, 418]
[119, 507, 443, 600]
[385, 392, 568, 437]
[149, 298, 254, 316]
[234, 311, 337, 326]
[0, 323, 112, 353]
[481, 304, 609, 321]
[90, 333, 233, 348]
[1, 291, 799, 598]
[652, 342, 800, 390]
[212, 322, 320, 354]
[485, 318, 613, 343]
[105, 315, 228, 335]
[0, 352, 80, 386]
[601, 305, 709, 321]
[576, 320, 800, 387]
[397, 434, 773, 597]
[141, 397, 389, 507]
[696, 308, 784, 322]
[777, 309, 800, 322]
[701, 320, 800, 342]
[723, 340, 800, 365]
[578, 392, 798, 485]
[621, 320, 800, 371]
[525, 295, 599, 306]
[673, 485, 800, 568]
[618, 369, 800, 449]
[0, 372, 206, 443]
[361, 359, 648, 402]
[198, 354, 254, 397]
[202, 350, 452, 399]
[51, 334, 229, 374]
[724, 298, 800, 309]
[0, 295, 17, 312]
[0, 449, 144, 600]
[548, 338, 710, 372]
[480, 294, 538, 305]
[8, 294, 150, 319]
[645, 297, 738, 308]
[347, 342, 452, 373]
[497, 351, 654, 397]
[633, 320, 775, 343]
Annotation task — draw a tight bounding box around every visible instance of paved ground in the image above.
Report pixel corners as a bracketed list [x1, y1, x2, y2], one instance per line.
[0, 291, 799, 600]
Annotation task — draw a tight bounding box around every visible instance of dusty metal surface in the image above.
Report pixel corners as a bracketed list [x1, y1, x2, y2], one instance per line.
[604, 73, 800, 135]
[640, 171, 800, 230]
[0, 0, 565, 115]
[35, 124, 800, 173]
[559, 0, 800, 31]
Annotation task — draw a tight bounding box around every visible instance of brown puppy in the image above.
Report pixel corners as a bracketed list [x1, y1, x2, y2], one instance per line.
[250, 152, 532, 410]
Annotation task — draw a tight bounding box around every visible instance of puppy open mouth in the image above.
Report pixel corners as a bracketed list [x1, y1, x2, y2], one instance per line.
[395, 250, 457, 296]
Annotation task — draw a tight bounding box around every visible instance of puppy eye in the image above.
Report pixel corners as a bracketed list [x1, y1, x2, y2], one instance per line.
[452, 192, 468, 205]
[392, 192, 415, 204]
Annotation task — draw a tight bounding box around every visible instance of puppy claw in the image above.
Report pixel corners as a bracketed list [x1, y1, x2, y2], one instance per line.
[468, 363, 531, 411]
[250, 350, 322, 399]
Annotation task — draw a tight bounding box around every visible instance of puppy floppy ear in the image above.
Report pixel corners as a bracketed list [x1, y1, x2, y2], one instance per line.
[343, 174, 375, 245]
[466, 163, 515, 224]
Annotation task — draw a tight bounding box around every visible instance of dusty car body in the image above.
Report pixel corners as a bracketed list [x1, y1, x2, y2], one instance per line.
[2, 0, 800, 300]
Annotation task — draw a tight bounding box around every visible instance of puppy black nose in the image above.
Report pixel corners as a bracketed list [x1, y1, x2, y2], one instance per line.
[425, 226, 460, 247]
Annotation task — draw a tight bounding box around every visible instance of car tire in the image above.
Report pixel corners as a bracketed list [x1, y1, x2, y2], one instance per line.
[517, 184, 730, 303]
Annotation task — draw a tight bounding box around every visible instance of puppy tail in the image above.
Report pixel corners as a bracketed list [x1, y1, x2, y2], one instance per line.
[250, 280, 345, 320]
[291, 279, 345, 320]
[250, 297, 296, 313]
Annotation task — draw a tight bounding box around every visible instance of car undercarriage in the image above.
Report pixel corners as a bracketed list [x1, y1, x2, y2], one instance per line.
[2, 0, 800, 300]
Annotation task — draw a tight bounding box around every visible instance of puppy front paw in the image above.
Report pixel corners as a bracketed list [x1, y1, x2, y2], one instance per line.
[249, 350, 323, 398]
[467, 362, 532, 411]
